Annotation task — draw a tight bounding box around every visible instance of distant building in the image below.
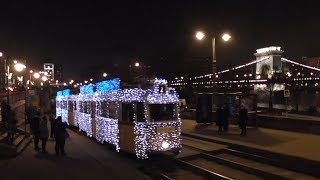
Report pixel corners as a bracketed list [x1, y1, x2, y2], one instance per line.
[44, 63, 54, 81]
[43, 63, 63, 82]
[54, 64, 63, 82]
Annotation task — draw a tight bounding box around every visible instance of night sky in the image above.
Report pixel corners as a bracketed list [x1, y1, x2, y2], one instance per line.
[0, 1, 319, 80]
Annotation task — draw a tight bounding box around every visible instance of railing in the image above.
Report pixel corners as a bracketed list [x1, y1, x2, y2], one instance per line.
[0, 91, 25, 105]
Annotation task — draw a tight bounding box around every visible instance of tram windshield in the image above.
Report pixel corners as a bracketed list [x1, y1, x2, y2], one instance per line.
[149, 103, 176, 121]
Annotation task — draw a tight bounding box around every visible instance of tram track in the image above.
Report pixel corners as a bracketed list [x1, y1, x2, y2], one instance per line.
[69, 126, 319, 179]
[176, 135, 319, 180]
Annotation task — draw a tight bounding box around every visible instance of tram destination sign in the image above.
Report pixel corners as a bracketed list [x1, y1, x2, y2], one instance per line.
[159, 85, 166, 94]
[157, 126, 175, 133]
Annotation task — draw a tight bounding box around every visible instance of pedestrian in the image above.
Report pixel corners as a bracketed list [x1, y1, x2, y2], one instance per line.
[40, 116, 49, 153]
[223, 102, 230, 132]
[239, 106, 248, 136]
[26, 104, 36, 124]
[216, 106, 223, 131]
[49, 112, 56, 138]
[54, 116, 68, 156]
[3, 104, 16, 145]
[30, 111, 41, 151]
[1, 101, 8, 130]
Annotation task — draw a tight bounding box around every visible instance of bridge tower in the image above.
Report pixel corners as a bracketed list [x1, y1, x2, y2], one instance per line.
[254, 46, 284, 79]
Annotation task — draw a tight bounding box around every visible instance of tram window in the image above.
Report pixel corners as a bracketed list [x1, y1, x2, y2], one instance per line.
[136, 102, 145, 122]
[100, 102, 109, 117]
[109, 102, 118, 119]
[149, 104, 175, 121]
[91, 102, 95, 117]
[62, 101, 67, 109]
[74, 101, 77, 111]
[68, 101, 73, 112]
[121, 103, 135, 122]
[83, 102, 88, 113]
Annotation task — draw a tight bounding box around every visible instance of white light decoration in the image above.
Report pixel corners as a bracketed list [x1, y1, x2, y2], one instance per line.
[55, 78, 182, 159]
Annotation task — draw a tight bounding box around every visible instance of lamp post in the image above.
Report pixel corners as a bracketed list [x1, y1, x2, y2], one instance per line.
[14, 60, 28, 136]
[129, 61, 142, 84]
[195, 31, 231, 75]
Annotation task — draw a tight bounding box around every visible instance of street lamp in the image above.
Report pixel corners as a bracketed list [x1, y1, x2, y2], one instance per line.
[13, 60, 29, 137]
[134, 62, 140, 67]
[41, 76, 48, 82]
[103, 73, 107, 77]
[195, 31, 231, 75]
[14, 63, 26, 72]
[33, 72, 40, 79]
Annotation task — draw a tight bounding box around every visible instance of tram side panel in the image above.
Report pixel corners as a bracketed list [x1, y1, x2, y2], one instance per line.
[95, 101, 120, 151]
[78, 100, 93, 137]
[118, 102, 136, 153]
[68, 100, 75, 126]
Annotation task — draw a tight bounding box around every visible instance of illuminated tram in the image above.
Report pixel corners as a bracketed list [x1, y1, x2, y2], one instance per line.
[56, 78, 182, 158]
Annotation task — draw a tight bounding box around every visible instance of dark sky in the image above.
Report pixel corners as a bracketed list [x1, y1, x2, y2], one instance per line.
[0, 1, 319, 80]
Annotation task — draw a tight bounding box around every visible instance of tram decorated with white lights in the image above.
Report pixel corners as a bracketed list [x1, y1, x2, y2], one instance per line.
[56, 78, 182, 159]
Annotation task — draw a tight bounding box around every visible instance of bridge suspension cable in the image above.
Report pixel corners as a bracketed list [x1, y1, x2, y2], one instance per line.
[281, 58, 320, 72]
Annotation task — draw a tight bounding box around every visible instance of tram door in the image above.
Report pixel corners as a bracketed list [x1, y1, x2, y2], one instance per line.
[118, 102, 136, 153]
[196, 93, 213, 123]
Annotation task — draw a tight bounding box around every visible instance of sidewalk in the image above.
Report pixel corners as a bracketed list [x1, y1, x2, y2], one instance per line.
[182, 119, 320, 162]
[0, 128, 151, 180]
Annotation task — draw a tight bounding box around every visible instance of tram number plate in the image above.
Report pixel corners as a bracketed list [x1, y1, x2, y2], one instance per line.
[157, 127, 175, 133]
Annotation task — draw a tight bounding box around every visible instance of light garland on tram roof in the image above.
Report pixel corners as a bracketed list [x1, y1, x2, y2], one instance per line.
[63, 89, 70, 96]
[119, 89, 145, 102]
[96, 78, 120, 93]
[57, 91, 63, 96]
[147, 78, 179, 104]
[80, 84, 94, 94]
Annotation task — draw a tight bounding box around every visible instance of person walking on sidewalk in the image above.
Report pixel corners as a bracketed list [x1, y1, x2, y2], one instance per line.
[30, 111, 41, 151]
[40, 116, 49, 153]
[49, 112, 56, 138]
[222, 102, 230, 132]
[239, 105, 248, 136]
[54, 116, 68, 156]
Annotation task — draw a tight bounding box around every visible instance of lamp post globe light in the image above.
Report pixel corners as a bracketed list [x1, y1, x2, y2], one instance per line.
[33, 72, 40, 79]
[195, 31, 231, 75]
[14, 63, 26, 72]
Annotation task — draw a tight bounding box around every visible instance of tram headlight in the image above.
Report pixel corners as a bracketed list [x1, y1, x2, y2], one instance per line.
[162, 141, 170, 149]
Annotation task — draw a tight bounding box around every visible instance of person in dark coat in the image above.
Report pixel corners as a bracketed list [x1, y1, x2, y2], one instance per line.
[222, 102, 230, 132]
[4, 105, 16, 144]
[54, 116, 68, 156]
[239, 106, 248, 136]
[216, 106, 223, 131]
[26, 103, 35, 124]
[49, 112, 56, 138]
[40, 116, 49, 153]
[30, 111, 41, 150]
[1, 101, 9, 130]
